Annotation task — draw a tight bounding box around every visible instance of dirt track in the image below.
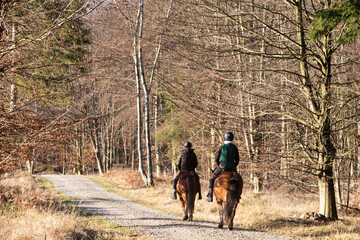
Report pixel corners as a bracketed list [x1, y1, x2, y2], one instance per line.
[41, 174, 293, 240]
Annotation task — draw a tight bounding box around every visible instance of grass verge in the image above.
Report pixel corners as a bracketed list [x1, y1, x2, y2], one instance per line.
[0, 173, 149, 240]
[91, 169, 360, 240]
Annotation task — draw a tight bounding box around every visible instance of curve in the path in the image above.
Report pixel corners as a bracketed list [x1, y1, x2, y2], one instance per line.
[41, 174, 293, 240]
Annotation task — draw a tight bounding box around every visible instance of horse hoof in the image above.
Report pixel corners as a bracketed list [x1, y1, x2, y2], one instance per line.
[182, 216, 188, 220]
[228, 225, 233, 231]
[218, 223, 223, 228]
[189, 216, 193, 221]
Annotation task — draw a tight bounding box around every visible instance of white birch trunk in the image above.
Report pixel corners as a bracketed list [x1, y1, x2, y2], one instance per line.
[133, 1, 149, 185]
[154, 93, 161, 176]
[10, 23, 17, 113]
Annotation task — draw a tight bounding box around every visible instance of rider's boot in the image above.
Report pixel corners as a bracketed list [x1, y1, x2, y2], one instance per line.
[206, 189, 213, 202]
[172, 190, 177, 200]
[207, 178, 214, 202]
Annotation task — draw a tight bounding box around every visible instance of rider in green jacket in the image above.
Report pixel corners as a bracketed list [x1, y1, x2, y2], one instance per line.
[206, 132, 239, 202]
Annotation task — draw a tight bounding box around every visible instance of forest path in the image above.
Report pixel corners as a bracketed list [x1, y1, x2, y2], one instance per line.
[41, 174, 293, 240]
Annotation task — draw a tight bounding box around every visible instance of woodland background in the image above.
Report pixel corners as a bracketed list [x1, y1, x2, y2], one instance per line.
[1, 0, 360, 221]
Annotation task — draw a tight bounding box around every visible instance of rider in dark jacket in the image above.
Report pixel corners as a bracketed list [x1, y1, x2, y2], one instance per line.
[172, 141, 200, 200]
[206, 132, 239, 202]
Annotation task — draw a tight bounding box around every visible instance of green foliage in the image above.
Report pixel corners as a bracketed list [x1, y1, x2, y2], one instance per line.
[309, 0, 360, 43]
[11, 0, 90, 105]
[155, 109, 193, 160]
[156, 114, 187, 145]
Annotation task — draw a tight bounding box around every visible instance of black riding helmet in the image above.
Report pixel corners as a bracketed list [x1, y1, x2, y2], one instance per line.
[184, 141, 192, 148]
[224, 132, 234, 141]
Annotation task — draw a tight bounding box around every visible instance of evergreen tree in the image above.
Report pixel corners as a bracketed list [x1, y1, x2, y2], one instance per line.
[310, 0, 360, 43]
[0, 0, 91, 173]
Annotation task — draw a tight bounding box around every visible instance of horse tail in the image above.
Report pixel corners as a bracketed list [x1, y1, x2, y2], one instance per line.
[186, 174, 196, 217]
[224, 178, 240, 224]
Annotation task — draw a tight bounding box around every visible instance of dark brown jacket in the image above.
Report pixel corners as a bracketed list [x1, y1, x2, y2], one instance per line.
[177, 148, 198, 172]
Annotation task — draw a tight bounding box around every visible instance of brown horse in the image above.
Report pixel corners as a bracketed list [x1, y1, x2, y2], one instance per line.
[213, 170, 243, 230]
[176, 171, 201, 221]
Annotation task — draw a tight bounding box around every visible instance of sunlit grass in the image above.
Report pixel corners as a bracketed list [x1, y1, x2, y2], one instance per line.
[0, 173, 149, 240]
[94, 169, 360, 240]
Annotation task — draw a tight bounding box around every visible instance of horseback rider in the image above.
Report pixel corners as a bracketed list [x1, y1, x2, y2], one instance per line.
[172, 141, 201, 200]
[206, 132, 239, 202]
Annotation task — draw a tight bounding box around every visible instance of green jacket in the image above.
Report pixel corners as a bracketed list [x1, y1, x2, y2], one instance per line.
[215, 141, 239, 169]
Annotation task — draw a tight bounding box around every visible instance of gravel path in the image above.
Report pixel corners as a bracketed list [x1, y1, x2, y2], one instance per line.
[41, 174, 293, 240]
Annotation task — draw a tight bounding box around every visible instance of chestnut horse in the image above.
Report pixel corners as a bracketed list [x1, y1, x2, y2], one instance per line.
[176, 171, 201, 221]
[213, 170, 243, 230]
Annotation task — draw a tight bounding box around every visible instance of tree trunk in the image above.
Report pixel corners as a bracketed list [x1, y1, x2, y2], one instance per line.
[131, 125, 136, 169]
[319, 177, 338, 219]
[358, 122, 360, 176]
[109, 105, 115, 169]
[253, 173, 263, 194]
[131, 0, 171, 185]
[75, 126, 83, 175]
[294, 0, 338, 219]
[9, 23, 17, 113]
[122, 128, 128, 165]
[25, 159, 34, 174]
[154, 93, 161, 176]
[318, 118, 338, 219]
[89, 120, 103, 176]
[100, 122, 108, 173]
[334, 159, 342, 209]
[133, 2, 149, 185]
[345, 160, 352, 210]
[135, 60, 148, 184]
[280, 102, 288, 177]
[143, 91, 154, 186]
[210, 125, 216, 171]
[172, 145, 176, 178]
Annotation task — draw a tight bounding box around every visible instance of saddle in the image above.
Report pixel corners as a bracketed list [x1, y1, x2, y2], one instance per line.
[220, 168, 239, 176]
[217, 170, 242, 182]
[221, 168, 235, 173]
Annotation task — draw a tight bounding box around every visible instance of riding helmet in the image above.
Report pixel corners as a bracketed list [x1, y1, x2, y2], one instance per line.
[224, 132, 234, 141]
[184, 141, 192, 148]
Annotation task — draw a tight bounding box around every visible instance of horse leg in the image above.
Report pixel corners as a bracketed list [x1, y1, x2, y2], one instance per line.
[188, 199, 193, 221]
[228, 220, 233, 230]
[180, 196, 188, 220]
[228, 212, 234, 231]
[228, 202, 238, 230]
[183, 211, 189, 221]
[183, 200, 188, 221]
[217, 201, 224, 228]
[188, 200, 194, 221]
[188, 212, 193, 221]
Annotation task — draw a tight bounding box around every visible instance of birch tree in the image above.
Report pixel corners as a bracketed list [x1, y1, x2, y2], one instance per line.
[132, 0, 172, 186]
